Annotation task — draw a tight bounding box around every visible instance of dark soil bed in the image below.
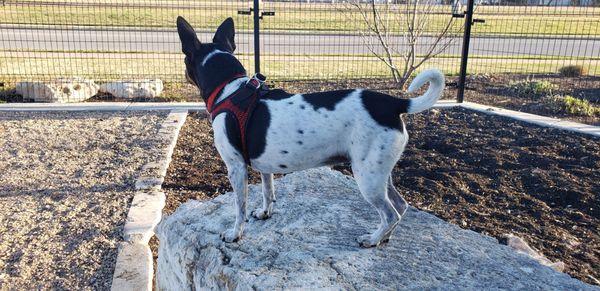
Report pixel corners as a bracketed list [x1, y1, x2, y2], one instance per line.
[462, 74, 600, 126]
[157, 107, 599, 286]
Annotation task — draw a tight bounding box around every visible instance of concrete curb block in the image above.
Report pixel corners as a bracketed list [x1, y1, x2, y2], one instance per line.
[460, 102, 600, 138]
[0, 102, 205, 112]
[4, 100, 596, 137]
[133, 109, 186, 193]
[0, 100, 454, 112]
[111, 242, 153, 291]
[111, 109, 188, 291]
[432, 99, 460, 109]
[122, 190, 166, 244]
[2, 101, 596, 138]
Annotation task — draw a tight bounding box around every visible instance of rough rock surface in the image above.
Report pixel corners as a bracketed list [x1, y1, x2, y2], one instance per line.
[99, 79, 163, 99]
[156, 168, 596, 290]
[16, 77, 98, 103]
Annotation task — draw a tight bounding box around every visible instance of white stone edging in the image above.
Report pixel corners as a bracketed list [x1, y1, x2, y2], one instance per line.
[432, 99, 460, 109]
[111, 109, 188, 291]
[459, 101, 600, 138]
[435, 100, 599, 137]
[0, 102, 205, 112]
[2, 100, 596, 138]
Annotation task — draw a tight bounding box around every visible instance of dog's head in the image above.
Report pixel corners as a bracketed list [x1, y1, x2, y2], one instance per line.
[176, 17, 246, 98]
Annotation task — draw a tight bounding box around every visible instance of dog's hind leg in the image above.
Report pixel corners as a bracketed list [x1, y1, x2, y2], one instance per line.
[387, 175, 408, 217]
[381, 175, 408, 242]
[352, 162, 400, 248]
[220, 163, 249, 243]
[252, 173, 275, 220]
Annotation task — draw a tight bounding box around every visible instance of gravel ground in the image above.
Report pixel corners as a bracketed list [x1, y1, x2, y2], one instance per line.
[0, 111, 168, 290]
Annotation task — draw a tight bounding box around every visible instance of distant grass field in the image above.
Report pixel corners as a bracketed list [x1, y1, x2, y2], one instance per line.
[1, 1, 599, 36]
[1, 52, 597, 82]
[2, 1, 597, 82]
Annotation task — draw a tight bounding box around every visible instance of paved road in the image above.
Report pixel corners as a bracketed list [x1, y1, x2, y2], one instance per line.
[1, 26, 599, 58]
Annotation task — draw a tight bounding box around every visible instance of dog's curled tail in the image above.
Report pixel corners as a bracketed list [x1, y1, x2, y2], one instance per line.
[406, 69, 445, 114]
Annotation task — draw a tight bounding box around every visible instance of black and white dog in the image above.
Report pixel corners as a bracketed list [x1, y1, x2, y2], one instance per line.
[177, 17, 444, 247]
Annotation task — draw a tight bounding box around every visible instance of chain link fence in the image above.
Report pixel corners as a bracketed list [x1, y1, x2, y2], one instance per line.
[0, 0, 598, 99]
[468, 4, 599, 76]
[0, 1, 254, 82]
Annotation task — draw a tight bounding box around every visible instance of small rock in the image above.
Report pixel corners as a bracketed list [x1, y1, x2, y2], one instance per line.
[99, 79, 163, 99]
[507, 234, 565, 272]
[16, 77, 98, 103]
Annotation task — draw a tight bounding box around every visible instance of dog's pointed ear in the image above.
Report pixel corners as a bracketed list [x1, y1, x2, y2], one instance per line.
[213, 17, 236, 53]
[177, 16, 200, 56]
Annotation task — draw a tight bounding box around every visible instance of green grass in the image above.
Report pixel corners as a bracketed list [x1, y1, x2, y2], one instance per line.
[1, 52, 598, 82]
[2, 2, 597, 83]
[550, 95, 600, 116]
[511, 79, 558, 97]
[160, 82, 192, 102]
[4, 49, 600, 61]
[1, 3, 599, 36]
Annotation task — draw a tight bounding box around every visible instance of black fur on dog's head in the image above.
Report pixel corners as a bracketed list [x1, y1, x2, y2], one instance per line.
[176, 16, 246, 100]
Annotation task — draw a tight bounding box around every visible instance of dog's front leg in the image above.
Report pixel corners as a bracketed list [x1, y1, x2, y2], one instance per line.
[221, 164, 248, 242]
[252, 173, 275, 220]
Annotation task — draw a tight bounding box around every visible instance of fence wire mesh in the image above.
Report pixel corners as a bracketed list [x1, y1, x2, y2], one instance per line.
[0, 0, 598, 93]
[468, 4, 599, 76]
[259, 1, 463, 82]
[0, 1, 253, 82]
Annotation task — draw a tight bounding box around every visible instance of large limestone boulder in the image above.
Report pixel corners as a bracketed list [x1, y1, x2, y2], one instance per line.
[156, 168, 595, 290]
[99, 79, 163, 99]
[16, 78, 98, 103]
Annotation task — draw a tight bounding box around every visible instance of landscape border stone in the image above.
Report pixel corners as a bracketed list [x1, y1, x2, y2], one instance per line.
[0, 102, 205, 112]
[99, 79, 164, 99]
[460, 101, 600, 137]
[111, 242, 153, 291]
[111, 109, 188, 291]
[15, 78, 99, 103]
[0, 100, 597, 139]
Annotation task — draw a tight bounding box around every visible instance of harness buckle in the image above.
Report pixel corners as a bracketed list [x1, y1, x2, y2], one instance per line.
[246, 73, 266, 90]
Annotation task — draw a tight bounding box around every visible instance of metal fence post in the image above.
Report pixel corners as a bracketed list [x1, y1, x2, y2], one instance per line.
[456, 0, 475, 103]
[253, 0, 261, 74]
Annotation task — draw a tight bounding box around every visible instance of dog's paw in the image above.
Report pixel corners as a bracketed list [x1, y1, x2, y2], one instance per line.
[357, 234, 382, 248]
[220, 229, 241, 243]
[251, 208, 272, 220]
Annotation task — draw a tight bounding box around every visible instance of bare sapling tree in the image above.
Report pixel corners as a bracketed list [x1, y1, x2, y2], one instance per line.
[340, 0, 458, 89]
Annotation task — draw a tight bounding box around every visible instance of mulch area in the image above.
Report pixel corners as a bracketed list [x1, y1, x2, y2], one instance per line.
[462, 74, 600, 126]
[159, 107, 599, 286]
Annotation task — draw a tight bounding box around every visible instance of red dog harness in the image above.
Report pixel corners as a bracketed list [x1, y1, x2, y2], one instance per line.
[206, 73, 267, 164]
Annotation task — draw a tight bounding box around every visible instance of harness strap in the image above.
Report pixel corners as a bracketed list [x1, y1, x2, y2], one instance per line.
[206, 73, 246, 112]
[206, 73, 267, 165]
